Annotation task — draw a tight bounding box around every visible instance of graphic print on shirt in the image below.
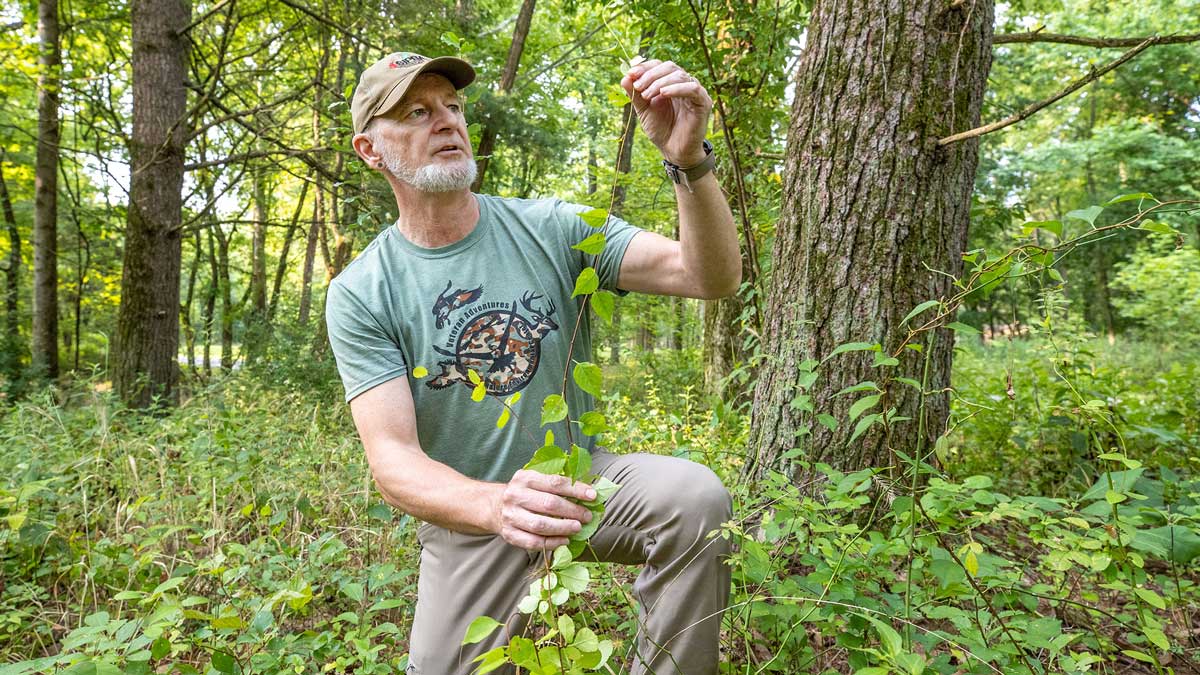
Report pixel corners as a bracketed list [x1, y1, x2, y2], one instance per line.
[427, 281, 559, 396]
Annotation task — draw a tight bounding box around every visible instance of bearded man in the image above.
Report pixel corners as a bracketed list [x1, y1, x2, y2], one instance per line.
[325, 51, 740, 674]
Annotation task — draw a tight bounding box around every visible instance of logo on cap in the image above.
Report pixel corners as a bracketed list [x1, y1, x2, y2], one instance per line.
[389, 53, 428, 69]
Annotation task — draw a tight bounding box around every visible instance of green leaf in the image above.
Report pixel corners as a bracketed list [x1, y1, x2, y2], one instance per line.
[1103, 192, 1154, 206]
[817, 414, 838, 432]
[591, 289, 615, 324]
[541, 395, 567, 426]
[901, 300, 941, 326]
[572, 267, 600, 297]
[572, 362, 603, 398]
[567, 445, 592, 481]
[1121, 650, 1157, 664]
[472, 646, 510, 674]
[826, 342, 878, 360]
[859, 613, 903, 657]
[525, 444, 567, 474]
[211, 651, 237, 673]
[1021, 220, 1063, 238]
[462, 615, 504, 645]
[1144, 627, 1170, 651]
[578, 208, 609, 228]
[946, 321, 980, 335]
[367, 503, 393, 521]
[558, 563, 590, 593]
[1137, 220, 1177, 235]
[558, 615, 576, 643]
[340, 582, 364, 603]
[835, 381, 879, 396]
[849, 413, 882, 443]
[849, 395, 881, 422]
[871, 352, 899, 368]
[572, 232, 607, 255]
[579, 411, 608, 436]
[1135, 588, 1166, 610]
[1066, 205, 1103, 226]
[591, 476, 620, 502]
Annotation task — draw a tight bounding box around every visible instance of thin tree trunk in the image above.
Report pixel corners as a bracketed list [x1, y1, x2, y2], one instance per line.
[203, 226, 217, 377]
[32, 0, 61, 378]
[747, 0, 994, 482]
[114, 0, 190, 407]
[181, 228, 201, 374]
[471, 0, 536, 191]
[0, 152, 20, 376]
[244, 159, 269, 362]
[298, 184, 321, 326]
[212, 224, 234, 371]
[268, 177, 310, 322]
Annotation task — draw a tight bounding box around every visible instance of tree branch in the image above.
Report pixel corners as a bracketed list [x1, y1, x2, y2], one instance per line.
[176, 0, 234, 36]
[994, 29, 1200, 48]
[184, 147, 328, 171]
[274, 0, 384, 54]
[939, 36, 1158, 147]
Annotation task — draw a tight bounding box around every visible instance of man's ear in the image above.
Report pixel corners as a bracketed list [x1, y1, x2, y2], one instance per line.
[352, 132, 383, 168]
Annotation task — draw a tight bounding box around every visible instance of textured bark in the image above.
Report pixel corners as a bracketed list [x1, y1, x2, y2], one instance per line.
[470, 0, 536, 192]
[32, 0, 61, 378]
[0, 152, 19, 374]
[114, 0, 190, 406]
[747, 0, 994, 481]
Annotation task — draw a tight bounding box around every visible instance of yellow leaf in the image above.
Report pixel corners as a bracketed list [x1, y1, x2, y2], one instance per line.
[412, 366, 428, 378]
[471, 383, 486, 402]
[467, 369, 482, 385]
[964, 550, 979, 577]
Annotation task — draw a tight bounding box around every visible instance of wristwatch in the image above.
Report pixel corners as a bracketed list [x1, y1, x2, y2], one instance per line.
[662, 140, 715, 193]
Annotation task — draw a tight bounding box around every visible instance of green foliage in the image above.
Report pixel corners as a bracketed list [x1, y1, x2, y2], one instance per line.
[1111, 244, 1200, 345]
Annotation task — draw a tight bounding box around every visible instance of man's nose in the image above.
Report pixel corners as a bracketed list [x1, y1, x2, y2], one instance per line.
[431, 103, 462, 131]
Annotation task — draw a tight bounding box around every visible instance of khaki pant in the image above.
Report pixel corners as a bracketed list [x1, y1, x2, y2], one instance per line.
[406, 452, 733, 674]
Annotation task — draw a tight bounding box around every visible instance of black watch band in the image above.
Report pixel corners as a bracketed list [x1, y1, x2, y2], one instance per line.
[663, 140, 715, 193]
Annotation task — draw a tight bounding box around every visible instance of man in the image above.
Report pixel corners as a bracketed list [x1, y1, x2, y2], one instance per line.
[326, 51, 740, 674]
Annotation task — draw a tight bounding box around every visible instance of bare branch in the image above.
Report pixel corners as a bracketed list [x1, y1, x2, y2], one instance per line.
[2, 20, 22, 33]
[275, 0, 384, 54]
[176, 0, 234, 36]
[184, 146, 329, 171]
[994, 30, 1200, 48]
[939, 36, 1158, 147]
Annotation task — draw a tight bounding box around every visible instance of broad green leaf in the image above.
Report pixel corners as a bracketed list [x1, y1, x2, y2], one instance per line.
[1135, 588, 1165, 610]
[1103, 192, 1154, 206]
[946, 321, 980, 335]
[572, 267, 600, 297]
[849, 413, 881, 443]
[541, 395, 567, 426]
[552, 545, 573, 568]
[849, 395, 881, 422]
[367, 503, 392, 521]
[472, 646, 510, 674]
[558, 563, 590, 593]
[1137, 220, 1177, 235]
[572, 362, 603, 398]
[591, 289, 615, 324]
[1021, 220, 1063, 238]
[817, 414, 838, 432]
[871, 352, 899, 368]
[462, 615, 504, 645]
[826, 342, 877, 360]
[578, 208, 609, 228]
[1121, 650, 1157, 664]
[567, 445, 592, 481]
[526, 444, 566, 474]
[901, 300, 941, 325]
[859, 613, 903, 657]
[579, 411, 608, 436]
[211, 651, 237, 674]
[572, 232, 607, 255]
[340, 582, 364, 603]
[1065, 205, 1103, 226]
[558, 614, 576, 643]
[1144, 627, 1170, 651]
[591, 476, 620, 502]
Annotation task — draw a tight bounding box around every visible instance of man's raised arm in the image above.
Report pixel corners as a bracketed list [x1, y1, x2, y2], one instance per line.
[612, 59, 741, 300]
[349, 376, 597, 550]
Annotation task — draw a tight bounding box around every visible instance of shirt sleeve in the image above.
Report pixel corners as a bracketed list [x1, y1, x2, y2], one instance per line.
[325, 280, 409, 403]
[554, 201, 643, 294]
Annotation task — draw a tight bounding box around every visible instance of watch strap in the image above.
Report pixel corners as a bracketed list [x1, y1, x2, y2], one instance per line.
[663, 140, 715, 193]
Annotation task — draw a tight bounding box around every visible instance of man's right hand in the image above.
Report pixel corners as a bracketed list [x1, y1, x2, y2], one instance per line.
[493, 470, 598, 550]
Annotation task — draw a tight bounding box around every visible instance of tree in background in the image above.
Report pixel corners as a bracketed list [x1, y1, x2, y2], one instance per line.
[113, 0, 190, 407]
[31, 0, 60, 379]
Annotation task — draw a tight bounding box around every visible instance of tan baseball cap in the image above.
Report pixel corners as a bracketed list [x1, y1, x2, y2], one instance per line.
[350, 52, 476, 134]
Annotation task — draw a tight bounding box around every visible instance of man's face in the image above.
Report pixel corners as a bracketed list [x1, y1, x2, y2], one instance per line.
[368, 73, 476, 192]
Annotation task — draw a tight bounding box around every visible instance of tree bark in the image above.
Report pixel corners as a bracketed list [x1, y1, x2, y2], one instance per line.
[747, 0, 994, 482]
[0, 152, 20, 376]
[114, 0, 190, 407]
[470, 0, 536, 192]
[32, 0, 61, 378]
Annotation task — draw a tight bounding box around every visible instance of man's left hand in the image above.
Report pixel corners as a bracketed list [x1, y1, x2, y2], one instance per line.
[620, 60, 713, 167]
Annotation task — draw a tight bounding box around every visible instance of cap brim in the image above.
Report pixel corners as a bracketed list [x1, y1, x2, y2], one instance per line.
[363, 57, 476, 132]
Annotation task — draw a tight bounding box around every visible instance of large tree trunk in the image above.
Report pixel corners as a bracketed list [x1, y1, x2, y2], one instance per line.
[0, 151, 20, 376]
[747, 0, 994, 481]
[32, 0, 61, 378]
[470, 0, 536, 191]
[114, 0, 190, 407]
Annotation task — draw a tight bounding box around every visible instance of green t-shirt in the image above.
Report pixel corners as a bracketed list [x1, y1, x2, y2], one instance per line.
[325, 194, 641, 483]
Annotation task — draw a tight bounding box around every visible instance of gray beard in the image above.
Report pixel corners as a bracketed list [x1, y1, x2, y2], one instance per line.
[381, 148, 477, 192]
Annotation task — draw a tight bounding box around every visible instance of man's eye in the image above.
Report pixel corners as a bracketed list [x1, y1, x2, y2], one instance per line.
[448, 104, 461, 113]
[408, 108, 427, 118]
